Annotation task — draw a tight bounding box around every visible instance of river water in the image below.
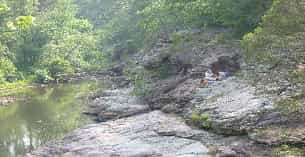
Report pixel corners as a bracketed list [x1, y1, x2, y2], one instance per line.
[0, 81, 103, 157]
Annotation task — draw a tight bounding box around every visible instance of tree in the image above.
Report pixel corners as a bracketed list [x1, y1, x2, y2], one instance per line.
[242, 0, 305, 63]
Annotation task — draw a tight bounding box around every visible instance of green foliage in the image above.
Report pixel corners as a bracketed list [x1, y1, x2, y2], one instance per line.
[0, 55, 16, 77]
[0, 45, 17, 83]
[0, 3, 9, 13]
[5, 72, 24, 82]
[170, 32, 193, 52]
[16, 16, 34, 29]
[242, 0, 305, 63]
[191, 113, 212, 129]
[82, 0, 273, 64]
[137, 0, 272, 38]
[0, 0, 106, 84]
[34, 69, 52, 83]
[48, 58, 73, 79]
[203, 0, 272, 35]
[0, 0, 297, 88]
[124, 66, 152, 97]
[0, 80, 29, 97]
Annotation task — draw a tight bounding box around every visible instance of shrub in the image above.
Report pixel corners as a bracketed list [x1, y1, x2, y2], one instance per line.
[191, 113, 212, 129]
[124, 66, 153, 97]
[5, 72, 24, 82]
[242, 0, 305, 63]
[34, 69, 52, 83]
[48, 58, 73, 79]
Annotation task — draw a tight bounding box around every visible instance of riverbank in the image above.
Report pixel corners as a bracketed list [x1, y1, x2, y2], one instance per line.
[28, 87, 272, 157]
[0, 70, 117, 106]
[28, 28, 305, 157]
[0, 80, 33, 106]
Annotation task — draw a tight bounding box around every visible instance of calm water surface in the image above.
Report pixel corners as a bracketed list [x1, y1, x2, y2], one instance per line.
[0, 81, 104, 157]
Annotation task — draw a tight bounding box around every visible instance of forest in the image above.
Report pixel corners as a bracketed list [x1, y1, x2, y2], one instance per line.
[0, 0, 302, 85]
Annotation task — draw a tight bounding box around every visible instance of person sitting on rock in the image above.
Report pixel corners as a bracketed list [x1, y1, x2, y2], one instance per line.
[200, 69, 231, 87]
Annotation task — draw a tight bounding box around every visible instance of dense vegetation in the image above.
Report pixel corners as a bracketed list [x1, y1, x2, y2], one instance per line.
[243, 0, 305, 63]
[0, 0, 103, 84]
[0, 0, 303, 86]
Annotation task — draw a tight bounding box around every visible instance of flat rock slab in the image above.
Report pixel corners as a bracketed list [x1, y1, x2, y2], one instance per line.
[87, 88, 150, 121]
[28, 111, 212, 157]
[191, 77, 284, 134]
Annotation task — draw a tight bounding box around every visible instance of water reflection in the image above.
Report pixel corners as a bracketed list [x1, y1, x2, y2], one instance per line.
[0, 81, 99, 157]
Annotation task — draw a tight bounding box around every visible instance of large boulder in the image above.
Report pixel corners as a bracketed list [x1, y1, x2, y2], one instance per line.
[86, 88, 150, 122]
[144, 76, 192, 111]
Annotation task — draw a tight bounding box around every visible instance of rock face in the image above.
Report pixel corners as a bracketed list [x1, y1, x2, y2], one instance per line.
[146, 75, 284, 135]
[190, 77, 284, 134]
[249, 127, 305, 146]
[86, 88, 150, 122]
[28, 111, 212, 157]
[145, 76, 194, 112]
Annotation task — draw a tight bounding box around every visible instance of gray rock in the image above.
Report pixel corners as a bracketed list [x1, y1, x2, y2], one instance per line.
[190, 77, 284, 134]
[144, 49, 242, 113]
[28, 111, 271, 157]
[86, 88, 150, 122]
[145, 73, 283, 135]
[28, 111, 212, 157]
[145, 76, 196, 110]
[248, 127, 305, 146]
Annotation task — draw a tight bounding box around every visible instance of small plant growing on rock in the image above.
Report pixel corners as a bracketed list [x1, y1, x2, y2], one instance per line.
[191, 113, 212, 129]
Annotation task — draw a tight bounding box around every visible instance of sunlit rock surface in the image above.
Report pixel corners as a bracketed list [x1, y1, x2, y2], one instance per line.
[28, 111, 213, 157]
[189, 77, 285, 134]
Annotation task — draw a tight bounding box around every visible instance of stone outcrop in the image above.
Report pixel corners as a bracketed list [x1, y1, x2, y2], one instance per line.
[144, 76, 193, 112]
[28, 111, 272, 157]
[85, 88, 150, 122]
[145, 74, 285, 135]
[28, 111, 213, 157]
[189, 77, 285, 134]
[249, 127, 305, 146]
